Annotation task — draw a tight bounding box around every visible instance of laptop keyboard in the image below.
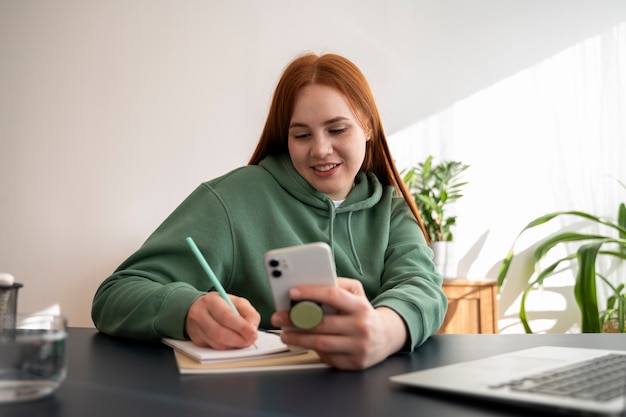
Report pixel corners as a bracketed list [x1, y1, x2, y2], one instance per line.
[492, 353, 626, 402]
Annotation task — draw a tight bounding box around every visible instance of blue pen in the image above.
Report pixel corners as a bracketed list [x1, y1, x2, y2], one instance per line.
[185, 237, 257, 348]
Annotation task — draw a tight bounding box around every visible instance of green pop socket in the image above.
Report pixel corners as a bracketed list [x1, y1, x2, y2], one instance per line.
[289, 301, 324, 330]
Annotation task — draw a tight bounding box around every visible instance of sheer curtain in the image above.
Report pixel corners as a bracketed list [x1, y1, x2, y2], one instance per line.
[389, 22, 626, 333]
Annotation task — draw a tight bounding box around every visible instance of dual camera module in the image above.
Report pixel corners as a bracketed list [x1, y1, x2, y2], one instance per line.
[267, 259, 283, 278]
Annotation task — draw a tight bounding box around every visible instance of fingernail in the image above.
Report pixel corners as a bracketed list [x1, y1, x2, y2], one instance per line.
[289, 288, 301, 299]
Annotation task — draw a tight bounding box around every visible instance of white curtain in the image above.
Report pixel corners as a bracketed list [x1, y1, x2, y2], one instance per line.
[389, 22, 626, 333]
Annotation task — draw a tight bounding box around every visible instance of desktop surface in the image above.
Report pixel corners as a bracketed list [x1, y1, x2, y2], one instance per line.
[1, 328, 624, 417]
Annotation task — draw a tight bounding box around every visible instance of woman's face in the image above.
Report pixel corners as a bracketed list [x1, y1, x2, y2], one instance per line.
[287, 84, 369, 201]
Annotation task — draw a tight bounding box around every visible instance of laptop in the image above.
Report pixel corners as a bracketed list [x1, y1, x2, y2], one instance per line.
[390, 346, 626, 416]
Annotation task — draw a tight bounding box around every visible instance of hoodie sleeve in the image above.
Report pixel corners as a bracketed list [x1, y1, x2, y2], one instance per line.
[370, 198, 448, 351]
[91, 183, 236, 341]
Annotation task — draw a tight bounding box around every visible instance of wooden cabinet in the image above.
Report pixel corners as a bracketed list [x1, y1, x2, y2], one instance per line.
[437, 279, 498, 334]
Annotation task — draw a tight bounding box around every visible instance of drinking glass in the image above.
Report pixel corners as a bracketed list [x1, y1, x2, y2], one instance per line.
[0, 314, 68, 403]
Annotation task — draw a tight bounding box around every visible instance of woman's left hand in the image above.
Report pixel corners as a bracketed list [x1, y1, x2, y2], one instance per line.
[270, 278, 408, 370]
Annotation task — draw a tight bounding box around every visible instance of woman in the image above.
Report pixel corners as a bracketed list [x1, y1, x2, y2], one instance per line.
[92, 53, 447, 370]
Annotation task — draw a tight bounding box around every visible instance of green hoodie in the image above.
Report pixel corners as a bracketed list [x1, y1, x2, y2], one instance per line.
[92, 153, 447, 350]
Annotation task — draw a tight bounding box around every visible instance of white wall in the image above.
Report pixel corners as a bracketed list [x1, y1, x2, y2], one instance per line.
[1, 0, 625, 328]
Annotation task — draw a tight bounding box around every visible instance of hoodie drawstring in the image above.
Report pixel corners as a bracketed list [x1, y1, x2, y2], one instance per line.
[345, 211, 363, 275]
[326, 201, 363, 276]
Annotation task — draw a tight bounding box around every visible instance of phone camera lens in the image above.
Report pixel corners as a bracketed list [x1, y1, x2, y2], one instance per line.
[271, 270, 282, 278]
[269, 259, 279, 267]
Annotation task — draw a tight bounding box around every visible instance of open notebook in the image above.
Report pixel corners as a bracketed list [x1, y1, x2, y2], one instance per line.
[162, 331, 328, 374]
[390, 346, 626, 416]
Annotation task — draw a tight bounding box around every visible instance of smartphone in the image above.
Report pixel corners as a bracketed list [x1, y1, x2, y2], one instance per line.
[264, 242, 338, 315]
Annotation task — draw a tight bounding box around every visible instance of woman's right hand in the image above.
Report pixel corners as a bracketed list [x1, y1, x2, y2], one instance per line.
[184, 292, 260, 350]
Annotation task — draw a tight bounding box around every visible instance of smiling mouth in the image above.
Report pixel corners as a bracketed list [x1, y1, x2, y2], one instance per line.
[312, 163, 340, 177]
[314, 164, 339, 172]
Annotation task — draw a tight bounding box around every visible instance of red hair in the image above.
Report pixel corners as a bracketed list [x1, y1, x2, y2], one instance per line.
[248, 53, 428, 241]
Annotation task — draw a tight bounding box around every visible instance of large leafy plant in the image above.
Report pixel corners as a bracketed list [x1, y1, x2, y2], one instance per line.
[497, 183, 626, 333]
[402, 156, 469, 242]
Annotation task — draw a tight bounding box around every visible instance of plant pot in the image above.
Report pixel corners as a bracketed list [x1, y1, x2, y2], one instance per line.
[431, 241, 457, 279]
[602, 312, 624, 333]
[603, 320, 621, 333]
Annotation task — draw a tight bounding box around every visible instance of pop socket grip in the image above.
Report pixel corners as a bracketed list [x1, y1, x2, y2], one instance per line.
[289, 301, 324, 330]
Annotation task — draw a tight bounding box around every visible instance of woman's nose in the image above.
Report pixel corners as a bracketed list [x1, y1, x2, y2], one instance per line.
[310, 134, 333, 158]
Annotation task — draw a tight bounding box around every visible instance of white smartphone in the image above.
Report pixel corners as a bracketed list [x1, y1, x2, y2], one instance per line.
[264, 242, 338, 314]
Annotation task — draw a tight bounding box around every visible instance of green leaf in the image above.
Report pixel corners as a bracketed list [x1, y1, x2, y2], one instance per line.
[496, 250, 515, 290]
[533, 233, 610, 264]
[617, 203, 626, 239]
[610, 283, 626, 333]
[575, 242, 602, 333]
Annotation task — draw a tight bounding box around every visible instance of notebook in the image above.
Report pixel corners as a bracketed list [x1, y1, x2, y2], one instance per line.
[390, 346, 626, 416]
[162, 331, 329, 374]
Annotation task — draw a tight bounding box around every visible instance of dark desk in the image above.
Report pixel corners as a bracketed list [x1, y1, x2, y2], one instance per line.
[2, 328, 624, 417]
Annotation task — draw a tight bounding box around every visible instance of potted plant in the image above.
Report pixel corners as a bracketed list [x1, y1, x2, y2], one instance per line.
[496, 183, 626, 333]
[402, 155, 470, 277]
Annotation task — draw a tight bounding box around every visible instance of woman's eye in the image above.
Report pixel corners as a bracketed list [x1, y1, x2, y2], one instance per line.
[293, 133, 309, 139]
[329, 128, 347, 135]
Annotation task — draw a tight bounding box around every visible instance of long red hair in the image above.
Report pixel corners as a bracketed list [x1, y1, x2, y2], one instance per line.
[248, 53, 428, 241]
